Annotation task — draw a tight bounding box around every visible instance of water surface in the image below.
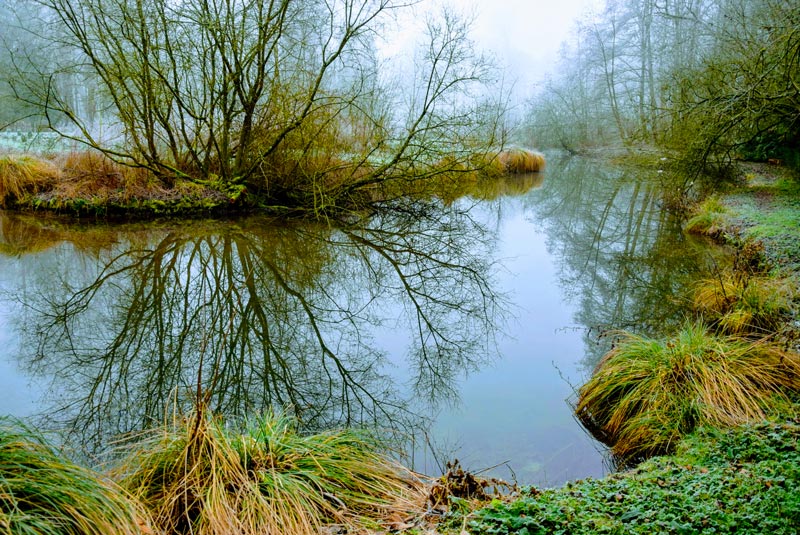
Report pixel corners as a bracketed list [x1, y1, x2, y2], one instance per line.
[0, 156, 723, 486]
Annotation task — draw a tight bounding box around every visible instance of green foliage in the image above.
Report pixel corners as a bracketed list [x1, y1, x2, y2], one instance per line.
[575, 322, 800, 464]
[0, 418, 146, 535]
[113, 409, 421, 535]
[465, 420, 800, 535]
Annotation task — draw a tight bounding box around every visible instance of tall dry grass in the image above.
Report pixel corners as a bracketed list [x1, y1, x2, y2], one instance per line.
[575, 322, 800, 465]
[53, 151, 158, 201]
[113, 409, 424, 535]
[0, 155, 59, 207]
[0, 418, 148, 535]
[496, 148, 546, 174]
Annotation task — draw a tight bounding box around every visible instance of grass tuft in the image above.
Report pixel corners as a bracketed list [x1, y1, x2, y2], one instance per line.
[113, 409, 424, 535]
[684, 195, 729, 236]
[692, 272, 796, 335]
[496, 148, 546, 174]
[0, 154, 59, 207]
[0, 418, 148, 535]
[575, 322, 800, 465]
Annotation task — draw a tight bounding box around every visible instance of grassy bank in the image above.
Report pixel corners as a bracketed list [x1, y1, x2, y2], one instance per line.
[0, 148, 545, 219]
[684, 162, 800, 274]
[443, 159, 800, 535]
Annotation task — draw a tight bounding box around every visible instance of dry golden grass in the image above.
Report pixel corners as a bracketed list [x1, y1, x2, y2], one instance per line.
[52, 151, 158, 201]
[0, 154, 59, 207]
[496, 148, 546, 174]
[692, 272, 796, 335]
[112, 409, 425, 535]
[576, 322, 800, 465]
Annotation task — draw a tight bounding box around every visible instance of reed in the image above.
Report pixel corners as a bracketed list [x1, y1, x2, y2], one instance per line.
[575, 322, 800, 465]
[113, 409, 423, 535]
[0, 418, 147, 535]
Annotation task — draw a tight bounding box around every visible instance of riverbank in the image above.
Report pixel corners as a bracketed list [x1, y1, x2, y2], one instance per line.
[0, 149, 545, 220]
[426, 159, 800, 534]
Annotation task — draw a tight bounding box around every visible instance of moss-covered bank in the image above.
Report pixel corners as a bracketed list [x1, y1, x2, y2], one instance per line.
[458, 418, 800, 535]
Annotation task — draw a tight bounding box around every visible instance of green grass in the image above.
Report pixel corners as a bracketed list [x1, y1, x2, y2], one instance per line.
[463, 419, 800, 534]
[683, 195, 730, 237]
[112, 409, 423, 535]
[574, 322, 800, 464]
[732, 179, 800, 271]
[0, 418, 147, 535]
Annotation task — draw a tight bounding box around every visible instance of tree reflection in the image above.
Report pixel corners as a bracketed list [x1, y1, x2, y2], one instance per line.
[524, 156, 729, 367]
[3, 209, 501, 453]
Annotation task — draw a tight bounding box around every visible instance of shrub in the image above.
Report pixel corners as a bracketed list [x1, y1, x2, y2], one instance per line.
[113, 409, 423, 535]
[0, 418, 146, 535]
[575, 322, 800, 465]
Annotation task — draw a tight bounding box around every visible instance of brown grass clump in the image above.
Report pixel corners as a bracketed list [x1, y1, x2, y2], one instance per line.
[112, 409, 425, 535]
[692, 272, 796, 335]
[53, 151, 157, 201]
[0, 154, 59, 207]
[496, 148, 546, 174]
[575, 322, 800, 465]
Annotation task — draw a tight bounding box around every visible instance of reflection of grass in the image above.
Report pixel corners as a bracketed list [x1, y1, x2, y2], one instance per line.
[0, 418, 147, 535]
[575, 322, 800, 465]
[114, 409, 422, 535]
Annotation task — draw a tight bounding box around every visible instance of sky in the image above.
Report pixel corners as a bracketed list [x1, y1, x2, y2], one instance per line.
[380, 0, 601, 104]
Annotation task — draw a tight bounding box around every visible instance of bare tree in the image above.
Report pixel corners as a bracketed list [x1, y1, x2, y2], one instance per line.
[10, 0, 506, 212]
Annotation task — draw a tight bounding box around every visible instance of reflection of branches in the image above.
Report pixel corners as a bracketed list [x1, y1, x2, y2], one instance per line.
[13, 210, 501, 453]
[526, 156, 724, 368]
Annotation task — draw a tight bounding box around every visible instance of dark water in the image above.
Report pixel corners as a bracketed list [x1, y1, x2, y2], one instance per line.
[0, 156, 725, 486]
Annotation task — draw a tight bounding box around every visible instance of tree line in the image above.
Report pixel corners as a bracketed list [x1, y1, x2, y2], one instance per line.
[523, 0, 799, 175]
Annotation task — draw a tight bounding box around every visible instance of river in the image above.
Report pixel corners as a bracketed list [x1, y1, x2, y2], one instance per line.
[0, 155, 724, 487]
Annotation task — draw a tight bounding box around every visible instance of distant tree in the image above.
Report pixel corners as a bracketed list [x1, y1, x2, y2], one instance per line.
[664, 0, 800, 173]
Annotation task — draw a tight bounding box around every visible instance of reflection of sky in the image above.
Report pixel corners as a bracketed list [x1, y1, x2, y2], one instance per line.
[412, 198, 606, 487]
[0, 258, 43, 418]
